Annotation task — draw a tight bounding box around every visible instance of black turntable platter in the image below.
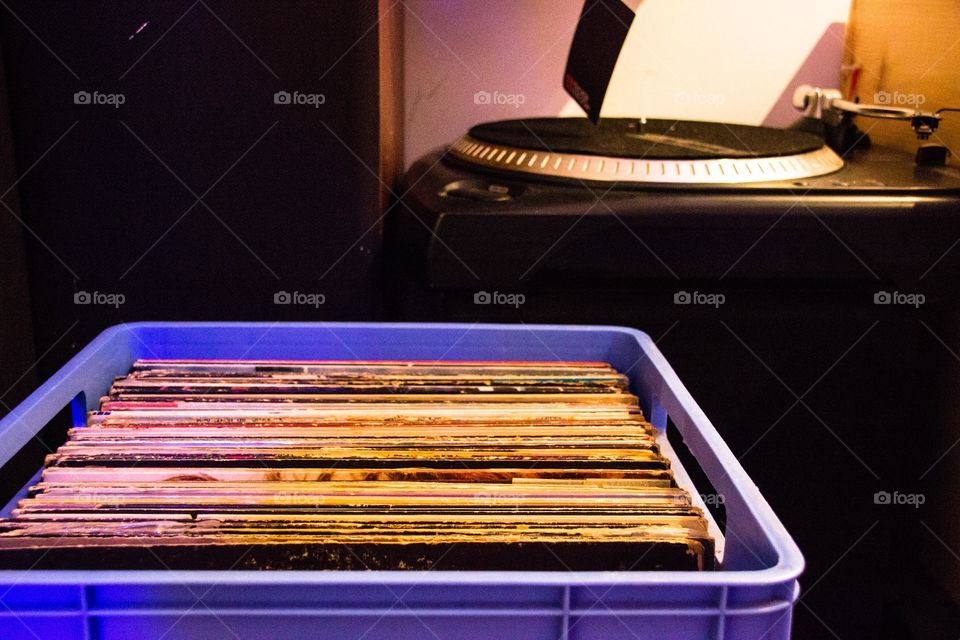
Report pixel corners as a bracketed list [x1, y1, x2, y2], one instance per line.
[450, 117, 844, 184]
[469, 118, 823, 159]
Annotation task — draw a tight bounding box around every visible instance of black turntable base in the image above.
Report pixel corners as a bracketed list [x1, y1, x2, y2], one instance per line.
[393, 117, 960, 291]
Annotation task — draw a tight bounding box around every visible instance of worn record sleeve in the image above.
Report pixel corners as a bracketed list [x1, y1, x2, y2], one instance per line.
[0, 359, 714, 572]
[563, 0, 636, 123]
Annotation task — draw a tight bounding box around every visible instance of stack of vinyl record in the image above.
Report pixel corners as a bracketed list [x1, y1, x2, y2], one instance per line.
[0, 359, 714, 570]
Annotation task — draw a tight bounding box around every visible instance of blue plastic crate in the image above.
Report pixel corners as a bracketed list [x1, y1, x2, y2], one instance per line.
[0, 322, 802, 640]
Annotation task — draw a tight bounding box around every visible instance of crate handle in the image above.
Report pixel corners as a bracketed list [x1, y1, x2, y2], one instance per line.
[635, 330, 803, 573]
[0, 327, 126, 467]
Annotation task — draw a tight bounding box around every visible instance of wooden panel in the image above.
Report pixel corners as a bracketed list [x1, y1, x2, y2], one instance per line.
[379, 0, 404, 205]
[842, 0, 960, 157]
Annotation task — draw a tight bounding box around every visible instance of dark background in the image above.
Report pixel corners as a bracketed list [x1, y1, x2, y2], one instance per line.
[0, 1, 384, 417]
[386, 143, 960, 640]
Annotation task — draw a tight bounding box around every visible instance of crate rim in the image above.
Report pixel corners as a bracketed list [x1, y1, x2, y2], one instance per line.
[0, 321, 803, 588]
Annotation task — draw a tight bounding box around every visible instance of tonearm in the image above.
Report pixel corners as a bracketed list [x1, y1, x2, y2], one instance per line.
[792, 84, 960, 165]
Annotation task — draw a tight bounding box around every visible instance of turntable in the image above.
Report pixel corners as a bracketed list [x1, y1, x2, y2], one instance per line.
[384, 5, 960, 639]
[391, 87, 960, 290]
[448, 117, 844, 186]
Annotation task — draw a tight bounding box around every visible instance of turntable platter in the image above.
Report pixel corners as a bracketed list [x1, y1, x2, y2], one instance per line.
[449, 117, 844, 185]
